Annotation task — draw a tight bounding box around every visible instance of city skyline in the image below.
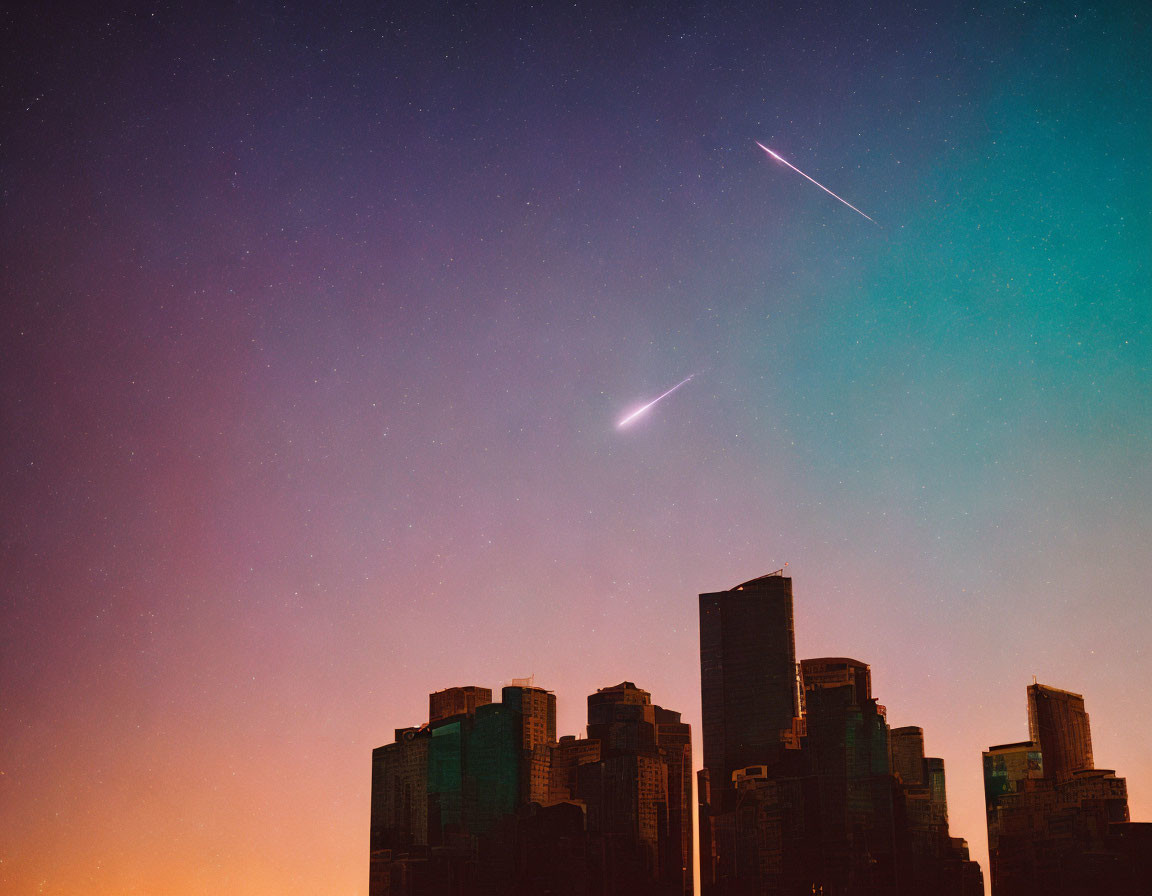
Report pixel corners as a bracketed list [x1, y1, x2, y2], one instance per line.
[367, 573, 1147, 895]
[3, 2, 1150, 894]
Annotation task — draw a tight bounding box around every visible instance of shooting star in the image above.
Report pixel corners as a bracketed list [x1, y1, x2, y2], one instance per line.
[617, 375, 695, 428]
[756, 141, 877, 225]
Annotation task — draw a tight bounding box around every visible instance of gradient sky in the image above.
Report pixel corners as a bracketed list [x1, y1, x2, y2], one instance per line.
[2, 2, 1150, 894]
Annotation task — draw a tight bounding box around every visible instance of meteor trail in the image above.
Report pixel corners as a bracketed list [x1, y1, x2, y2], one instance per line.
[617, 375, 695, 428]
[756, 141, 877, 224]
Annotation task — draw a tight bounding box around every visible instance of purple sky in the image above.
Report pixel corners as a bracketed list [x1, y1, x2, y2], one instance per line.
[2, 2, 1150, 893]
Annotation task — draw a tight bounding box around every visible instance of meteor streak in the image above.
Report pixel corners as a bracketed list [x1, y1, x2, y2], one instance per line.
[617, 375, 695, 428]
[756, 141, 877, 224]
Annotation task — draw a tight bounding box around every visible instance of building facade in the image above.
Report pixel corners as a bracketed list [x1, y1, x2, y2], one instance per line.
[699, 573, 982, 896]
[371, 679, 689, 896]
[983, 682, 1146, 896]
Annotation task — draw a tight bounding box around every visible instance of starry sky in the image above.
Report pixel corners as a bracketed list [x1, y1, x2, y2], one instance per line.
[2, 2, 1150, 893]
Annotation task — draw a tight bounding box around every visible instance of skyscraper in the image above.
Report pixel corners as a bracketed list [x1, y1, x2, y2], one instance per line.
[699, 574, 981, 896]
[1026, 683, 1093, 783]
[502, 681, 557, 804]
[699, 572, 803, 791]
[984, 682, 1140, 896]
[370, 679, 690, 895]
[890, 726, 926, 787]
[580, 681, 694, 896]
[429, 685, 492, 725]
[800, 657, 896, 894]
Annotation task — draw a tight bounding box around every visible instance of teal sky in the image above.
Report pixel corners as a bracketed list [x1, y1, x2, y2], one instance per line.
[2, 2, 1149, 893]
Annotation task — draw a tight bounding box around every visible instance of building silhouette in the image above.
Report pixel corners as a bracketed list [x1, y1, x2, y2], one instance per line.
[983, 683, 1150, 895]
[502, 680, 557, 805]
[1025, 684, 1093, 784]
[699, 572, 805, 793]
[429, 685, 491, 724]
[698, 572, 982, 896]
[370, 680, 690, 895]
[800, 657, 897, 894]
[889, 727, 925, 786]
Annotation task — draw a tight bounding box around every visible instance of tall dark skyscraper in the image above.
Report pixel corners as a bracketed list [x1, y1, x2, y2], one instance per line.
[699, 571, 803, 793]
[800, 656, 897, 893]
[699, 574, 982, 896]
[1026, 683, 1093, 783]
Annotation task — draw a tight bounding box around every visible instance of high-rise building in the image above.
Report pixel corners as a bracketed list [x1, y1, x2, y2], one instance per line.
[371, 679, 690, 896]
[984, 682, 1140, 896]
[502, 682, 557, 804]
[656, 705, 694, 896]
[369, 726, 432, 893]
[548, 734, 601, 804]
[699, 572, 809, 895]
[502, 681, 557, 749]
[429, 685, 492, 725]
[1026, 683, 1093, 783]
[800, 657, 896, 894]
[580, 681, 693, 896]
[925, 757, 948, 828]
[698, 574, 981, 896]
[699, 572, 803, 793]
[890, 726, 926, 786]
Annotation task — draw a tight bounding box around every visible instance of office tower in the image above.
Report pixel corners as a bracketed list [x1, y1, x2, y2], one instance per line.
[699, 572, 803, 792]
[579, 681, 693, 896]
[549, 734, 602, 804]
[1026, 683, 1093, 783]
[464, 702, 522, 835]
[656, 705, 694, 896]
[801, 657, 897, 895]
[587, 680, 658, 753]
[427, 710, 468, 843]
[983, 740, 1043, 826]
[371, 679, 689, 896]
[698, 573, 981, 896]
[924, 757, 948, 828]
[503, 681, 557, 804]
[373, 683, 532, 895]
[369, 726, 432, 894]
[890, 743, 979, 896]
[699, 572, 807, 895]
[890, 726, 926, 786]
[983, 682, 1140, 896]
[502, 681, 557, 748]
[429, 685, 492, 724]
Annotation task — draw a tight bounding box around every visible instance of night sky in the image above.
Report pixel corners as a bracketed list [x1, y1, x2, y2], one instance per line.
[2, 2, 1150, 893]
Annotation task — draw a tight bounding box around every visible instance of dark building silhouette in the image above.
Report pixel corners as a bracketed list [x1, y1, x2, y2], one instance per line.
[656, 704, 695, 896]
[1026, 683, 1093, 784]
[550, 734, 602, 804]
[800, 657, 897, 894]
[502, 681, 557, 805]
[580, 682, 694, 896]
[699, 572, 805, 793]
[889, 727, 925, 787]
[370, 726, 432, 894]
[370, 680, 689, 896]
[983, 682, 1148, 896]
[429, 685, 491, 725]
[699, 573, 982, 896]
